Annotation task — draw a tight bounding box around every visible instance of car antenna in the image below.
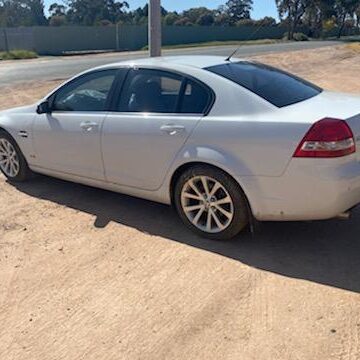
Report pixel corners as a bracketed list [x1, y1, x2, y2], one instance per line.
[226, 21, 267, 62]
[225, 47, 240, 62]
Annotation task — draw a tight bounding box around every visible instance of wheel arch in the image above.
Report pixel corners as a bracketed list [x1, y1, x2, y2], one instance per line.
[0, 126, 22, 149]
[169, 161, 254, 216]
[0, 126, 9, 134]
[0, 126, 30, 166]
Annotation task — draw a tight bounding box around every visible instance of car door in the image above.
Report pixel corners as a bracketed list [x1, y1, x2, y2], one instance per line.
[32, 69, 119, 180]
[102, 68, 214, 191]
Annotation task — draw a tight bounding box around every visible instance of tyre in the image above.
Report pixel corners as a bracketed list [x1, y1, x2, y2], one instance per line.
[0, 131, 32, 182]
[174, 165, 249, 240]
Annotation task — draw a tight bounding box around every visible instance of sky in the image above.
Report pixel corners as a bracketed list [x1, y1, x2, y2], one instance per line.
[43, 0, 279, 20]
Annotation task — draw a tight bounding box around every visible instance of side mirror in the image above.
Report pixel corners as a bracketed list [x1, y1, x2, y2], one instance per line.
[36, 100, 52, 114]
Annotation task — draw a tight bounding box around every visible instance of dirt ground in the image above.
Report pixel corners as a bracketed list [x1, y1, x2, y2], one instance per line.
[1, 45, 360, 360]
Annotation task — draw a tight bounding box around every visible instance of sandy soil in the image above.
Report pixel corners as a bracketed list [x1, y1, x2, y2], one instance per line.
[1, 45, 360, 360]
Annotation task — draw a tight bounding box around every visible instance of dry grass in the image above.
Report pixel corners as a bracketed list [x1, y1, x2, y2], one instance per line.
[346, 42, 360, 53]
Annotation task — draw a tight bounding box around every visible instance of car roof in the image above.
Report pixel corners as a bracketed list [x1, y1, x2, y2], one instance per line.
[100, 55, 242, 70]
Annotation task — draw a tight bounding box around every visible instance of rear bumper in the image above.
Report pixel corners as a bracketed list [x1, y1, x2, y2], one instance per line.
[238, 155, 360, 221]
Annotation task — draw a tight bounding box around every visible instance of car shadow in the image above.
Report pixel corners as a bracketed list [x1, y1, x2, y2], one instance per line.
[12, 175, 360, 294]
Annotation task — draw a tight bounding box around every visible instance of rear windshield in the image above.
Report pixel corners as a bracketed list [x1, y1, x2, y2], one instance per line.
[206, 61, 322, 108]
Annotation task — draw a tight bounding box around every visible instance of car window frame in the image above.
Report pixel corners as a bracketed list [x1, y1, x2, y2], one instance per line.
[48, 68, 127, 113]
[109, 66, 215, 117]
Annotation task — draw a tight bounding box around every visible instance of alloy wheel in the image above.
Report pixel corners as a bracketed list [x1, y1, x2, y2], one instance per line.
[180, 176, 234, 234]
[0, 138, 20, 178]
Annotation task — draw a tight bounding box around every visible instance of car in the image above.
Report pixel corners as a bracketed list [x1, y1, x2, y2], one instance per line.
[1, 55, 360, 240]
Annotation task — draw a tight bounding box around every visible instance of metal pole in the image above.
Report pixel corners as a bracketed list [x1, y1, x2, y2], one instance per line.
[148, 0, 162, 57]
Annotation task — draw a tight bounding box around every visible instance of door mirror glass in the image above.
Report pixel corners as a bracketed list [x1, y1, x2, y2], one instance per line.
[36, 101, 51, 114]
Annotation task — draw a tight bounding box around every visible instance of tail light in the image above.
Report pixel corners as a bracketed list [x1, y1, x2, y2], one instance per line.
[293, 118, 356, 158]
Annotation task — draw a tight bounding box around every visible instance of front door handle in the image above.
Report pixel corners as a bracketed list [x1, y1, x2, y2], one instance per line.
[160, 124, 186, 136]
[80, 121, 99, 132]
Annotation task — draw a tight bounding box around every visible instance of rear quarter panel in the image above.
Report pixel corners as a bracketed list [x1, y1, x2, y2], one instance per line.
[181, 113, 310, 177]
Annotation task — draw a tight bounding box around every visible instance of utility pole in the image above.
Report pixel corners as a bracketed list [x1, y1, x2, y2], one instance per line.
[148, 0, 162, 57]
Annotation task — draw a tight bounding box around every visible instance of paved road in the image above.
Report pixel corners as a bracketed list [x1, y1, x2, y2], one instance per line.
[0, 40, 340, 87]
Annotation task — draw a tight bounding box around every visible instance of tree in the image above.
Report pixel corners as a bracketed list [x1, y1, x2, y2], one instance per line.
[173, 16, 193, 26]
[65, 0, 129, 26]
[0, 0, 47, 27]
[48, 2, 67, 26]
[224, 0, 253, 24]
[213, 6, 232, 26]
[163, 12, 179, 26]
[182, 7, 214, 25]
[276, 0, 310, 39]
[256, 16, 277, 26]
[26, 0, 47, 25]
[197, 13, 215, 26]
[334, 0, 359, 37]
[49, 2, 66, 16]
[49, 15, 67, 26]
[356, 5, 360, 28]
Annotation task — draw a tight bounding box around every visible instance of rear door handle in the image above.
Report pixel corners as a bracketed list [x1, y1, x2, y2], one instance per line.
[80, 121, 99, 132]
[160, 124, 186, 135]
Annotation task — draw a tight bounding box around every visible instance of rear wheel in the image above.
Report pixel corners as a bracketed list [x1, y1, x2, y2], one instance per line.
[174, 165, 249, 240]
[0, 131, 32, 182]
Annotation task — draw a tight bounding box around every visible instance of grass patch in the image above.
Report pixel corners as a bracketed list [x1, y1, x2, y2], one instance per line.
[0, 49, 38, 60]
[346, 42, 360, 52]
[142, 38, 284, 51]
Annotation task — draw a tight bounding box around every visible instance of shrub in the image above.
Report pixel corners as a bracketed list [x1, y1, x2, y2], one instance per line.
[282, 32, 309, 41]
[293, 32, 309, 41]
[0, 50, 38, 60]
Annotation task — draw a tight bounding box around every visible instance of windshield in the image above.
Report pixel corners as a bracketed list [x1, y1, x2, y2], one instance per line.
[206, 61, 322, 108]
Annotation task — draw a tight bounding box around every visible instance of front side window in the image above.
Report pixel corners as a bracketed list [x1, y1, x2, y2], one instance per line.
[118, 69, 183, 113]
[52, 70, 117, 112]
[206, 62, 322, 108]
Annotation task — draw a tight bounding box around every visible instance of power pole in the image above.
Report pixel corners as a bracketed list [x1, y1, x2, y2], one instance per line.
[148, 0, 162, 57]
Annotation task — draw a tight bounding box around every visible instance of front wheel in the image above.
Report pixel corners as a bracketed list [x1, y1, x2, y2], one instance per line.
[0, 131, 32, 182]
[174, 165, 249, 241]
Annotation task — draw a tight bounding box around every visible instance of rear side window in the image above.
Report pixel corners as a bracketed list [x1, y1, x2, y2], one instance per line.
[180, 80, 212, 114]
[206, 62, 322, 108]
[118, 69, 182, 113]
[116, 69, 213, 115]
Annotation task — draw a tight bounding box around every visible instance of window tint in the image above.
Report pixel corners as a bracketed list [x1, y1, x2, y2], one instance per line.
[53, 70, 117, 112]
[118, 69, 182, 113]
[206, 62, 322, 108]
[180, 80, 212, 114]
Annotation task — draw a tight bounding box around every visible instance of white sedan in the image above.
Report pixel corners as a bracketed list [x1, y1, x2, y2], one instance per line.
[1, 56, 360, 240]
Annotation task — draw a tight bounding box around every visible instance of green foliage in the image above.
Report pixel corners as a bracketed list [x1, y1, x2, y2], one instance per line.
[163, 12, 180, 26]
[276, 0, 360, 39]
[49, 15, 66, 26]
[65, 0, 129, 26]
[0, 0, 47, 27]
[225, 0, 253, 24]
[0, 49, 38, 60]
